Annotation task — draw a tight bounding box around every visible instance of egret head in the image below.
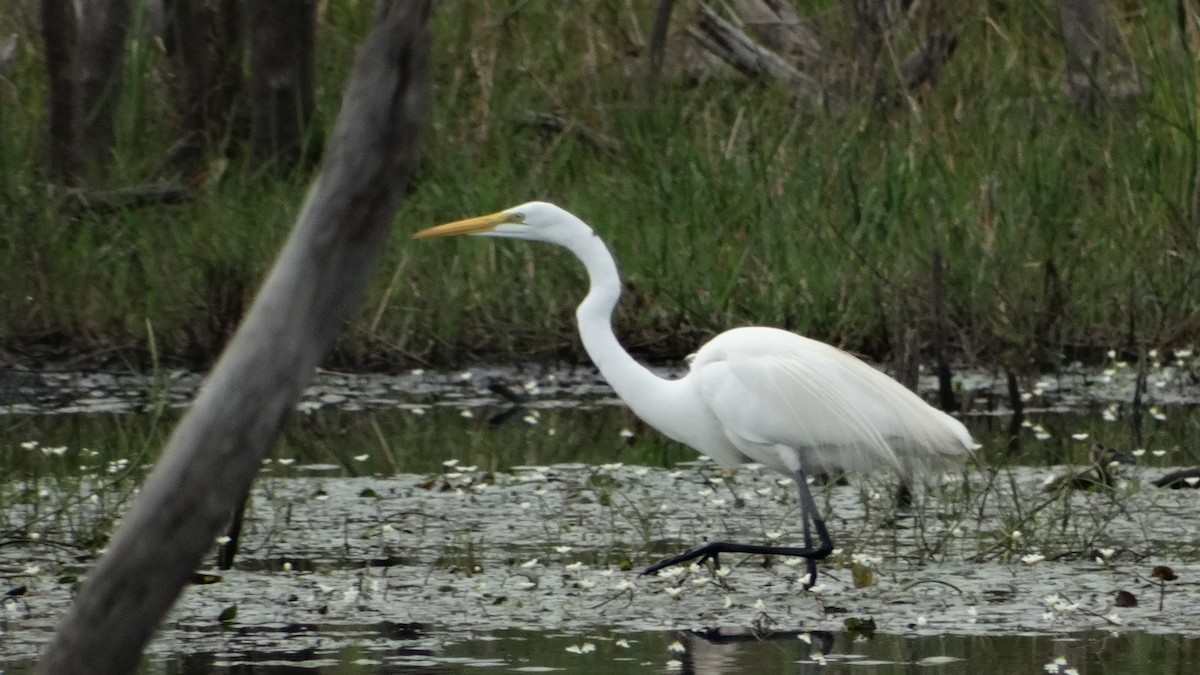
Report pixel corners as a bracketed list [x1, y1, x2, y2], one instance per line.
[414, 201, 590, 247]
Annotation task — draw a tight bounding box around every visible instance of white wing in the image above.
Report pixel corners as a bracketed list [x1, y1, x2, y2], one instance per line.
[689, 327, 972, 477]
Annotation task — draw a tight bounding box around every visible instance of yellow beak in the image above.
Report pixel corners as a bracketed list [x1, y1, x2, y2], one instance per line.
[412, 211, 510, 239]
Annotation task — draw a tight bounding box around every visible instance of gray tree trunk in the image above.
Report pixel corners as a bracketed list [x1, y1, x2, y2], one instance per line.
[40, 0, 80, 182]
[72, 0, 132, 178]
[163, 0, 242, 152]
[37, 1, 432, 672]
[247, 0, 317, 170]
[1057, 0, 1145, 116]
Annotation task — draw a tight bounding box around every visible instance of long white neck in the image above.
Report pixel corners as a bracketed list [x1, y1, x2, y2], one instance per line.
[564, 233, 675, 419]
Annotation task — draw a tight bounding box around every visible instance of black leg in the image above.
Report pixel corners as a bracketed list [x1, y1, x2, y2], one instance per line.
[641, 469, 834, 584]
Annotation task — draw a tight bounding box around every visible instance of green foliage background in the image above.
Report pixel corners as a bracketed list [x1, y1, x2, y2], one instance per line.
[0, 1, 1197, 371]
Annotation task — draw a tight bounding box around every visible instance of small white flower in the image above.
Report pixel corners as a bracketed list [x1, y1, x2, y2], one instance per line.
[555, 546, 573, 554]
[459, 371, 473, 381]
[1021, 553, 1046, 565]
[277, 458, 295, 466]
[765, 531, 782, 541]
[668, 640, 686, 653]
[664, 587, 683, 598]
[615, 639, 631, 648]
[459, 409, 474, 419]
[618, 428, 635, 439]
[353, 454, 369, 462]
[1011, 530, 1023, 540]
[410, 407, 426, 416]
[1070, 433, 1089, 441]
[20, 441, 38, 450]
[1098, 548, 1115, 559]
[216, 535, 231, 545]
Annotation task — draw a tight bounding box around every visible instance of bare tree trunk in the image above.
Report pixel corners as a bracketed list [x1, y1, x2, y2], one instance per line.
[247, 0, 317, 170]
[638, 0, 676, 105]
[72, 0, 132, 179]
[1058, 0, 1145, 116]
[0, 34, 16, 80]
[41, 0, 80, 182]
[163, 0, 242, 156]
[37, 2, 432, 672]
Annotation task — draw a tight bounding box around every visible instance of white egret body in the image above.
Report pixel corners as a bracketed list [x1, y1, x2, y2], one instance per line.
[416, 202, 973, 582]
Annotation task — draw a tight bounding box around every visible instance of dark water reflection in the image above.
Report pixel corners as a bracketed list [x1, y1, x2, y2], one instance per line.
[31, 628, 1200, 674]
[2, 399, 1198, 479]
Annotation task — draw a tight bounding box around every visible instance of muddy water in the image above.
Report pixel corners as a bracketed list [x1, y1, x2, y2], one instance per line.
[1, 365, 1199, 672]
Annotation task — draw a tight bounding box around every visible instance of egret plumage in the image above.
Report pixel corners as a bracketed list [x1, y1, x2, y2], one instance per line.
[415, 202, 973, 584]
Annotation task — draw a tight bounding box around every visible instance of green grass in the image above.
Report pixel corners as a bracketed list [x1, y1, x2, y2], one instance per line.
[0, 1, 1197, 370]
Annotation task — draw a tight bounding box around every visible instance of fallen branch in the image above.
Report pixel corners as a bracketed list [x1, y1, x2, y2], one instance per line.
[688, 3, 821, 103]
[515, 111, 621, 154]
[64, 181, 191, 211]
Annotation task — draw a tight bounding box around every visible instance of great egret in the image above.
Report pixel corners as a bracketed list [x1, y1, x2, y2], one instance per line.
[415, 202, 974, 584]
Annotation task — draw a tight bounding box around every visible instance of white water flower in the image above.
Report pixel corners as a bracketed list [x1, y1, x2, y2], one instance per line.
[1021, 553, 1046, 565]
[668, 640, 686, 653]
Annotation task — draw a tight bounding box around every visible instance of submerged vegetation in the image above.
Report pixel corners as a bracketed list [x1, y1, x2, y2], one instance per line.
[0, 2, 1194, 370]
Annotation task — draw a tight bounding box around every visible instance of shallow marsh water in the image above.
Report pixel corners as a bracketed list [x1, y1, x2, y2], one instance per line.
[1, 364, 1199, 672]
